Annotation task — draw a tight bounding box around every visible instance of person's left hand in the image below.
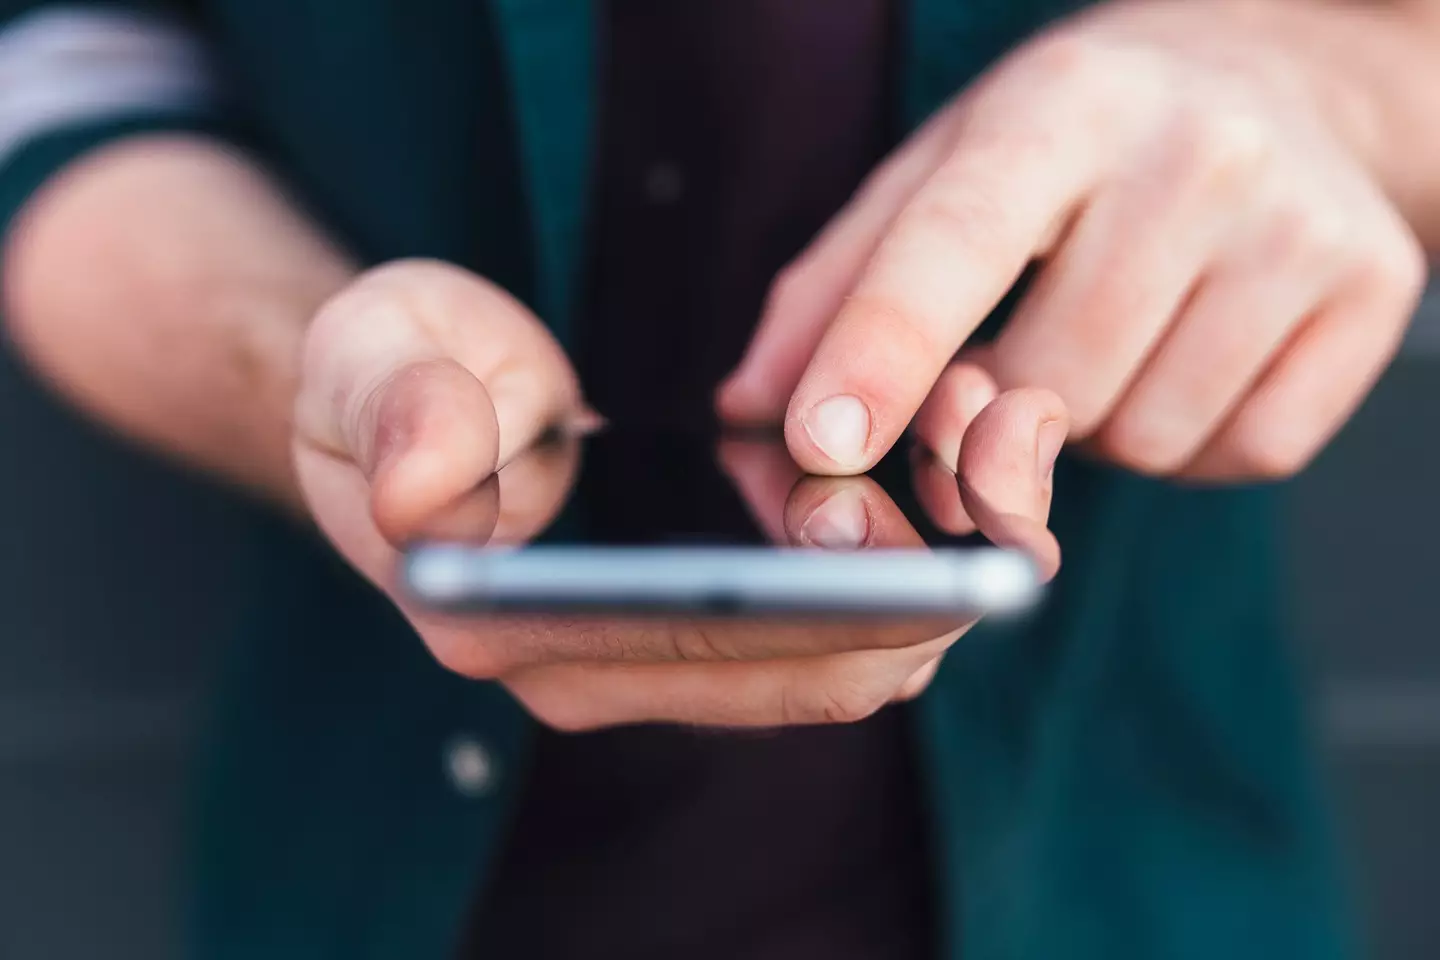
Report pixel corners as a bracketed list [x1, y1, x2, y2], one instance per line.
[718, 0, 1428, 481]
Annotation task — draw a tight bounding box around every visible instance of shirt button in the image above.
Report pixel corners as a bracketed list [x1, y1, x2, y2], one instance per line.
[643, 161, 685, 204]
[444, 735, 497, 798]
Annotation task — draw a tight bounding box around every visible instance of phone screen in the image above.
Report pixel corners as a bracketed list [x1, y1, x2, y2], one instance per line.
[400, 426, 1041, 619]
[519, 426, 988, 550]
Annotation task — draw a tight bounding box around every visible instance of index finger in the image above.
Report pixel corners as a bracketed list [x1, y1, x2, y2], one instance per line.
[783, 91, 1105, 475]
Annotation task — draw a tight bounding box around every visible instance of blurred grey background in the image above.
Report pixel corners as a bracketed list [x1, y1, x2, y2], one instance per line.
[1293, 297, 1440, 960]
[0, 295, 1437, 959]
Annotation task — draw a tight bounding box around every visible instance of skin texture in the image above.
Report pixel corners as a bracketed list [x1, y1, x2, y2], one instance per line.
[719, 0, 1432, 482]
[293, 261, 1064, 730]
[6, 0, 1440, 728]
[4, 137, 350, 510]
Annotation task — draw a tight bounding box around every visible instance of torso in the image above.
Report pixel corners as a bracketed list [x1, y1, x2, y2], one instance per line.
[465, 2, 940, 958]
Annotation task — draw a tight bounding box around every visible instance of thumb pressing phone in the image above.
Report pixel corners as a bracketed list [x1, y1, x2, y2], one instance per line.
[400, 428, 1042, 619]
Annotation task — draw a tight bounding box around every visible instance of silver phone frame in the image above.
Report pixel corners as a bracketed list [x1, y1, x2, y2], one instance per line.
[402, 544, 1041, 618]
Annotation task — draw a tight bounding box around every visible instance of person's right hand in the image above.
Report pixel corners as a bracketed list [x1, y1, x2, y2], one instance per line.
[292, 259, 1067, 730]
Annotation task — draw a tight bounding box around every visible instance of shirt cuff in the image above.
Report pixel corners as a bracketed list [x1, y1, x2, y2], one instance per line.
[0, 5, 233, 243]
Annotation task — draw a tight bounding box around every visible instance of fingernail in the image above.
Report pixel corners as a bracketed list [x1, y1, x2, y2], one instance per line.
[801, 486, 871, 550]
[1037, 418, 1066, 483]
[803, 395, 871, 469]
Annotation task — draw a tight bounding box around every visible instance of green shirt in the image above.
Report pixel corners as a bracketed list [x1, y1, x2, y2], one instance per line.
[0, 2, 1349, 958]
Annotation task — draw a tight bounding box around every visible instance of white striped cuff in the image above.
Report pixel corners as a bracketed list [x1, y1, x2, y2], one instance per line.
[0, 5, 217, 166]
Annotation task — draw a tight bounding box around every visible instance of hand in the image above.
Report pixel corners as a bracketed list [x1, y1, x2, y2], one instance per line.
[292, 265, 1064, 729]
[293, 260, 586, 559]
[501, 388, 1064, 731]
[719, 0, 1427, 481]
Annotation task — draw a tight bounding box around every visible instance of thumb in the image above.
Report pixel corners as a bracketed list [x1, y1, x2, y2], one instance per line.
[294, 261, 581, 545]
[956, 388, 1068, 582]
[356, 358, 501, 544]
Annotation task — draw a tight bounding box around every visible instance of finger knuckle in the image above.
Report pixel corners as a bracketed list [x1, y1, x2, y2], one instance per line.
[667, 623, 732, 663]
[894, 681, 929, 703]
[991, 304, 1152, 440]
[1063, 402, 1109, 443]
[1360, 225, 1428, 300]
[1170, 107, 1272, 191]
[1305, 208, 1355, 266]
[759, 261, 821, 331]
[989, 352, 1104, 438]
[765, 261, 809, 315]
[1077, 270, 1165, 332]
[319, 262, 449, 330]
[311, 277, 401, 342]
[426, 631, 513, 680]
[950, 113, 1066, 179]
[895, 666, 940, 701]
[1263, 205, 1351, 273]
[359, 257, 470, 292]
[786, 676, 887, 726]
[905, 173, 1019, 258]
[841, 294, 950, 375]
[1226, 414, 1314, 480]
[1021, 31, 1111, 88]
[1093, 418, 1192, 477]
[1394, 229, 1429, 292]
[513, 686, 603, 733]
[820, 682, 887, 725]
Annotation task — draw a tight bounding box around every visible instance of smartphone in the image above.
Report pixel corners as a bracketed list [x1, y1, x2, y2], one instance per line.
[400, 428, 1042, 619]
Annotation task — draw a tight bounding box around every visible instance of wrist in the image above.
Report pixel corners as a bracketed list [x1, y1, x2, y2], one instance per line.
[3, 135, 357, 513]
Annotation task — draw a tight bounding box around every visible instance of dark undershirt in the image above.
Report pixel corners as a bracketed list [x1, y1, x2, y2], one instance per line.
[464, 2, 937, 958]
